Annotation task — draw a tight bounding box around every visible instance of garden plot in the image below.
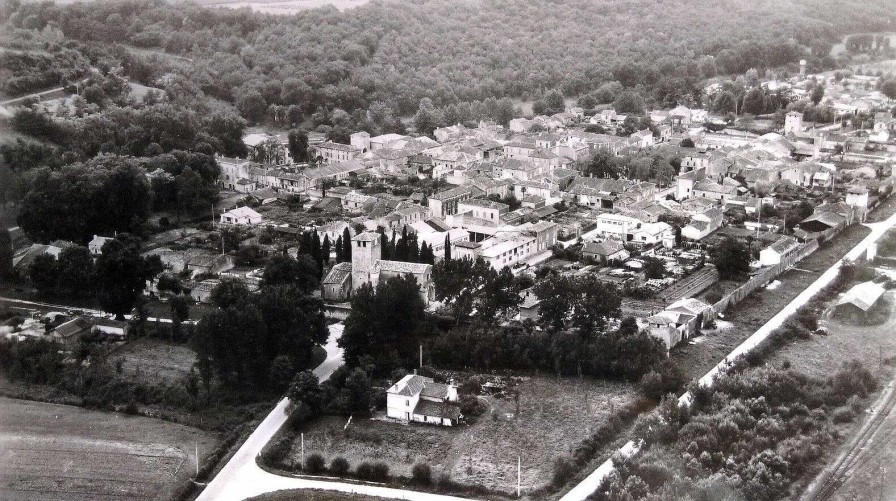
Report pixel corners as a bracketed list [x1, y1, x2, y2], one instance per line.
[108, 337, 197, 386]
[284, 376, 638, 495]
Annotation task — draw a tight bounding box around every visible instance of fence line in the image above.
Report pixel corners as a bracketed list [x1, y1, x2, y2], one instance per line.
[711, 239, 820, 315]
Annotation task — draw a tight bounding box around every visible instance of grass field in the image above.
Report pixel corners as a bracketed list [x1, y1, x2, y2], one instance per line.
[674, 221, 875, 381]
[249, 490, 396, 501]
[284, 376, 637, 495]
[108, 338, 197, 387]
[755, 268, 896, 500]
[0, 396, 220, 501]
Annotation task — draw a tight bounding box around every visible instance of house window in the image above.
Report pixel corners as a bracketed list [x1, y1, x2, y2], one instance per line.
[406, 399, 410, 407]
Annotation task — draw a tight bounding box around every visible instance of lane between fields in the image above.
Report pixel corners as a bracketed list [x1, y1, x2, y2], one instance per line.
[559, 210, 896, 501]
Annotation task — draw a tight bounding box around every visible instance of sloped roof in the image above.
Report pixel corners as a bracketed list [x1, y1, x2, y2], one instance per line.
[413, 399, 462, 420]
[317, 141, 360, 152]
[353, 231, 379, 242]
[667, 298, 711, 316]
[379, 260, 432, 274]
[388, 374, 431, 396]
[583, 240, 625, 257]
[768, 236, 800, 255]
[836, 281, 885, 311]
[323, 262, 352, 285]
[224, 206, 262, 219]
[53, 317, 93, 339]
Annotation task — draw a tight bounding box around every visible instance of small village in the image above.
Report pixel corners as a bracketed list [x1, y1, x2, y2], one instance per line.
[5, 12, 896, 499]
[19, 59, 883, 354]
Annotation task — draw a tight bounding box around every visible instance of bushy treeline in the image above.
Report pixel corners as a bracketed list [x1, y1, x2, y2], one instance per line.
[3, 0, 889, 128]
[11, 101, 245, 159]
[432, 257, 522, 321]
[593, 361, 877, 501]
[14, 153, 218, 244]
[0, 48, 90, 96]
[193, 271, 328, 392]
[426, 318, 667, 382]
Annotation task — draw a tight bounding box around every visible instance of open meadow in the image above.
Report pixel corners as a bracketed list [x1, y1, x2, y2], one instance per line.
[283, 375, 638, 495]
[0, 396, 220, 501]
[108, 337, 197, 386]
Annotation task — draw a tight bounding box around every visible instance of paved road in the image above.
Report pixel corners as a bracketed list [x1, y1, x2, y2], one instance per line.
[195, 323, 474, 501]
[558, 210, 896, 501]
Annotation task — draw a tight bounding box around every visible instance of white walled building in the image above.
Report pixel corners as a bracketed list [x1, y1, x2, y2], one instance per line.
[386, 375, 461, 426]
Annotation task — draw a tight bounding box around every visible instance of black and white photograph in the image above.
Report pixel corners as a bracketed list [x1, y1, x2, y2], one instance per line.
[2, 0, 896, 499]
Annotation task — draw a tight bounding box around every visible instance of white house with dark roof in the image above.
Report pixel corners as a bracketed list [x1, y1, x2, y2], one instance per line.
[386, 374, 461, 426]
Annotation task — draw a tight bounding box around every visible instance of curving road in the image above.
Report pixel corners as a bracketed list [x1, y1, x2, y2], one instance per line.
[196, 323, 473, 501]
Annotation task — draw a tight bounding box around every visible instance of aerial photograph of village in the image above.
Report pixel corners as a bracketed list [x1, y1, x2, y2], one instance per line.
[3, 0, 896, 500]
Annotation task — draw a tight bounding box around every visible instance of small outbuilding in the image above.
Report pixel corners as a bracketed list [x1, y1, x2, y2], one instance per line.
[834, 281, 887, 323]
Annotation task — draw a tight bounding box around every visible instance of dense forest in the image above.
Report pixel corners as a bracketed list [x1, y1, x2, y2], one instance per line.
[3, 0, 895, 123]
[2, 0, 896, 238]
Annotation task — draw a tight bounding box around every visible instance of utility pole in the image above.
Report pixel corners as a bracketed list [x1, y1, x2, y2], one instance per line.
[301, 433, 305, 468]
[517, 456, 521, 498]
[195, 443, 199, 478]
[419, 344, 423, 368]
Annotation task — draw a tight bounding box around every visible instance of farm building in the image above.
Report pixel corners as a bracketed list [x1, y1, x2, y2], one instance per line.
[582, 240, 630, 264]
[646, 298, 713, 351]
[759, 236, 800, 266]
[386, 374, 462, 426]
[834, 281, 887, 323]
[50, 317, 93, 348]
[189, 279, 220, 304]
[220, 206, 263, 226]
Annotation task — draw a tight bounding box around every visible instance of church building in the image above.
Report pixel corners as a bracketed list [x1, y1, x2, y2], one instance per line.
[321, 231, 434, 303]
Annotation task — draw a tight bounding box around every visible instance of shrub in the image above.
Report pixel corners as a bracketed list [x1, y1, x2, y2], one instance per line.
[330, 456, 350, 476]
[832, 406, 855, 423]
[412, 462, 432, 485]
[459, 394, 486, 417]
[305, 453, 326, 474]
[437, 472, 454, 489]
[356, 461, 374, 480]
[551, 455, 576, 487]
[371, 462, 390, 482]
[704, 286, 724, 305]
[794, 306, 819, 331]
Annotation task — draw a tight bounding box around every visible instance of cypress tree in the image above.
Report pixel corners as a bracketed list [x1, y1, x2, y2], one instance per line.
[408, 233, 419, 263]
[380, 230, 390, 260]
[322, 235, 331, 265]
[444, 234, 452, 261]
[342, 227, 352, 261]
[335, 235, 343, 263]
